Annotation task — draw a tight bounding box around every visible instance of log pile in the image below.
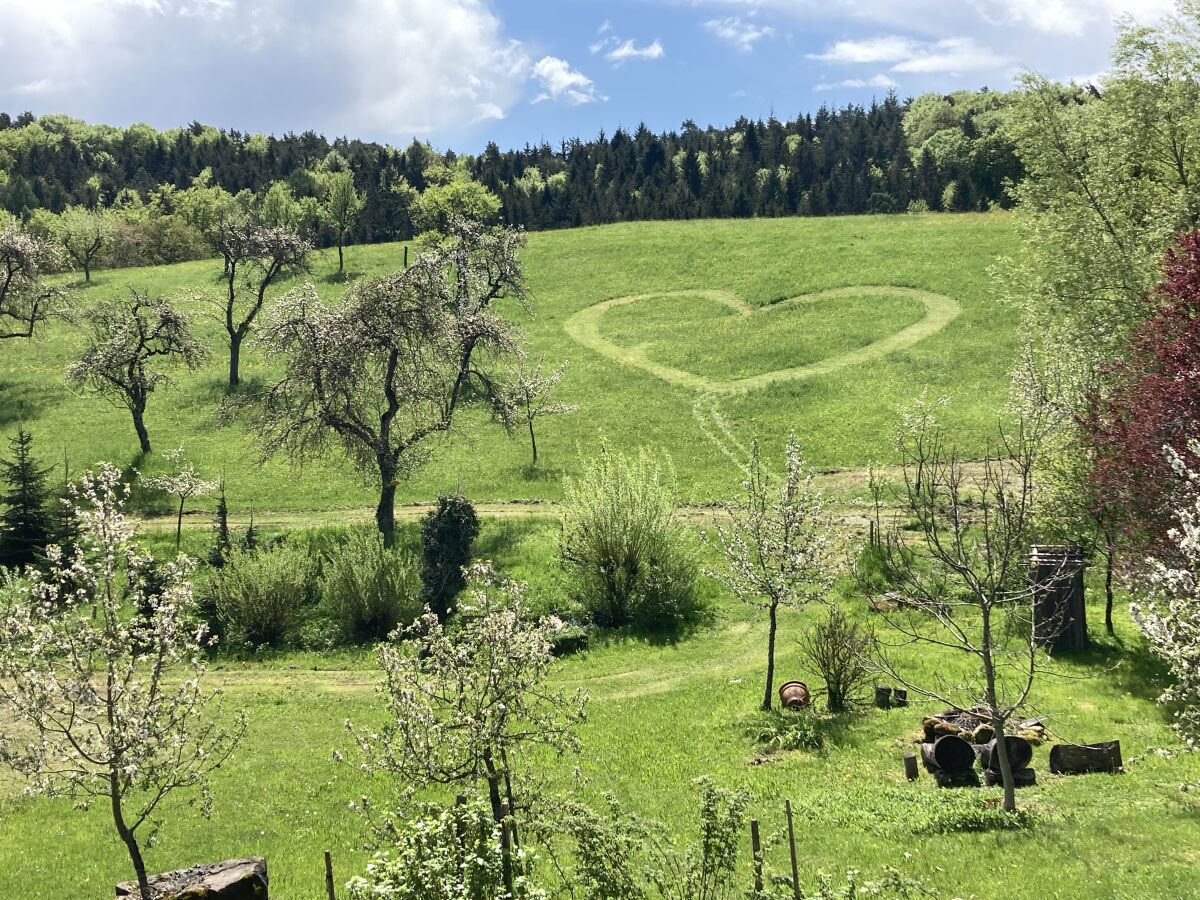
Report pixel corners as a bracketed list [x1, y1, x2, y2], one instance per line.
[914, 708, 1040, 789]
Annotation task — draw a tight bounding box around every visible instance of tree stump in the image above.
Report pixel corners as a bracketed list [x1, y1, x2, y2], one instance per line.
[904, 753, 919, 781]
[894, 688, 908, 707]
[116, 857, 267, 899]
[1049, 741, 1123, 775]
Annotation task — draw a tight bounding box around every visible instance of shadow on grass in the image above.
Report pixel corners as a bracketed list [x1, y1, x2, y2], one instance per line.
[0, 378, 58, 428]
[1052, 634, 1172, 706]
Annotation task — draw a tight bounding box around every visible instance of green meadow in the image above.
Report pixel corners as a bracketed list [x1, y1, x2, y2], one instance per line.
[5, 213, 1198, 899]
[2, 212, 1017, 518]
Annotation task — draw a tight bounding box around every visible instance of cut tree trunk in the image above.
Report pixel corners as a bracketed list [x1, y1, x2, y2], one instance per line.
[1049, 741, 1123, 775]
[919, 735, 975, 774]
[978, 736, 1033, 773]
[874, 685, 892, 709]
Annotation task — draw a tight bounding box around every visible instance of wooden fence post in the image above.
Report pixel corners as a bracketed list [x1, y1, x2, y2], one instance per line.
[750, 819, 763, 894]
[324, 851, 335, 900]
[785, 800, 801, 900]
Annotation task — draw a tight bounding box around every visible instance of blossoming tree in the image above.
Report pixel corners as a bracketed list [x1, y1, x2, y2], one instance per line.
[0, 465, 245, 899]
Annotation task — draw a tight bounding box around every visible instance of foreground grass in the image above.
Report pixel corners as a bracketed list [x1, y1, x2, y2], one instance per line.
[1, 213, 1018, 518]
[1, 518, 1198, 899]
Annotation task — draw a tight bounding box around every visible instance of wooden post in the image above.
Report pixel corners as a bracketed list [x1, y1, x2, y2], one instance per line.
[324, 851, 335, 900]
[904, 753, 919, 781]
[403, 245, 409, 268]
[750, 819, 763, 894]
[785, 800, 801, 900]
[893, 688, 908, 707]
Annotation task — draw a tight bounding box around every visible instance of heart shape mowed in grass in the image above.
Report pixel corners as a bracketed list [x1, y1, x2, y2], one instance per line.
[563, 285, 961, 394]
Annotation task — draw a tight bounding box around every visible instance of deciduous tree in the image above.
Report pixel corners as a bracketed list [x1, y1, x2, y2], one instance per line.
[0, 465, 245, 899]
[249, 218, 527, 543]
[320, 169, 364, 273]
[710, 435, 834, 711]
[55, 205, 112, 284]
[67, 292, 206, 454]
[142, 447, 218, 550]
[0, 220, 63, 340]
[496, 352, 577, 466]
[211, 220, 310, 387]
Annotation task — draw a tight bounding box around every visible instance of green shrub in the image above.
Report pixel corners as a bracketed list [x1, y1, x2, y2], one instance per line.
[747, 708, 827, 754]
[320, 529, 421, 642]
[560, 446, 699, 631]
[420, 495, 480, 621]
[210, 545, 317, 648]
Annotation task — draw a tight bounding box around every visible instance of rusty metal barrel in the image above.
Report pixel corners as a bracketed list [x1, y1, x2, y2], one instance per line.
[778, 681, 810, 709]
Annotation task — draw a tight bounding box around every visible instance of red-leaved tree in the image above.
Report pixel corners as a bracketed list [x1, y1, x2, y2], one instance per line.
[1084, 231, 1200, 562]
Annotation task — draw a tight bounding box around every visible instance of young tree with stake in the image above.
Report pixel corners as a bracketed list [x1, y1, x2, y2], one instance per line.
[873, 400, 1054, 812]
[0, 465, 245, 899]
[142, 447, 218, 550]
[249, 217, 527, 545]
[711, 435, 834, 711]
[68, 292, 206, 454]
[496, 351, 577, 466]
[320, 169, 364, 273]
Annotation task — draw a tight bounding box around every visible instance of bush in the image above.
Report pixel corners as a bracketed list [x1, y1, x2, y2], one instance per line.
[420, 495, 479, 621]
[560, 446, 699, 631]
[320, 529, 421, 642]
[747, 708, 828, 754]
[209, 545, 317, 648]
[797, 606, 875, 712]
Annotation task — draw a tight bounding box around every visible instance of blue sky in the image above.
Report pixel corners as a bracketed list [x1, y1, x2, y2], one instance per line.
[0, 1, 1177, 153]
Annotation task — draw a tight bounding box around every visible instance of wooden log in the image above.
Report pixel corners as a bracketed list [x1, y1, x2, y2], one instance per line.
[984, 767, 1037, 788]
[1049, 741, 1122, 775]
[977, 736, 1034, 773]
[874, 685, 893, 709]
[904, 753, 919, 781]
[919, 734, 976, 774]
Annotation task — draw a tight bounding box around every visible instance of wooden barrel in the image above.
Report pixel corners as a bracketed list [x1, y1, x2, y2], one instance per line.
[978, 735, 1033, 773]
[920, 734, 975, 774]
[778, 681, 810, 709]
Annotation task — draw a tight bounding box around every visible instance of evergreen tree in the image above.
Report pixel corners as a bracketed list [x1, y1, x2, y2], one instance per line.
[0, 430, 56, 570]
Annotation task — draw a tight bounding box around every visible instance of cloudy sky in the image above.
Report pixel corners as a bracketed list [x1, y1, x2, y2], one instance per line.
[0, 1, 1177, 152]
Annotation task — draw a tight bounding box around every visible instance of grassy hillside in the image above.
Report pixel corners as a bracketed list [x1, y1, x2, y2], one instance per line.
[1, 213, 1018, 518]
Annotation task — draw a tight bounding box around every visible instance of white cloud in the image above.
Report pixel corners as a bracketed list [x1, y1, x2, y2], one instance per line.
[810, 33, 1011, 75]
[810, 35, 920, 63]
[531, 56, 605, 105]
[892, 37, 1011, 73]
[704, 16, 776, 52]
[969, 0, 1175, 36]
[815, 73, 899, 90]
[9, 78, 59, 95]
[606, 38, 666, 62]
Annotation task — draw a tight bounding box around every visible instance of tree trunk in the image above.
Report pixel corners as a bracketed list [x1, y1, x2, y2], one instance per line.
[990, 712, 1016, 812]
[528, 418, 538, 465]
[131, 405, 151, 455]
[1104, 542, 1116, 636]
[376, 475, 397, 548]
[175, 497, 185, 550]
[83, 261, 92, 284]
[228, 333, 242, 388]
[337, 241, 344, 273]
[763, 602, 778, 711]
[111, 778, 150, 900]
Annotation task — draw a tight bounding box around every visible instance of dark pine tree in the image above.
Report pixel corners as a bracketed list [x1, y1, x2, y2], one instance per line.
[0, 430, 57, 570]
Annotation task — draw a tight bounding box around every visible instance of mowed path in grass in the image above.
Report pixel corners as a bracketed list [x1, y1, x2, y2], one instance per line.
[2, 213, 1018, 517]
[564, 285, 961, 393]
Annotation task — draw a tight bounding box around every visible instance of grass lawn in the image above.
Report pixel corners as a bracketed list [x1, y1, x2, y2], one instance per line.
[0, 518, 1197, 898]
[2, 213, 1018, 520]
